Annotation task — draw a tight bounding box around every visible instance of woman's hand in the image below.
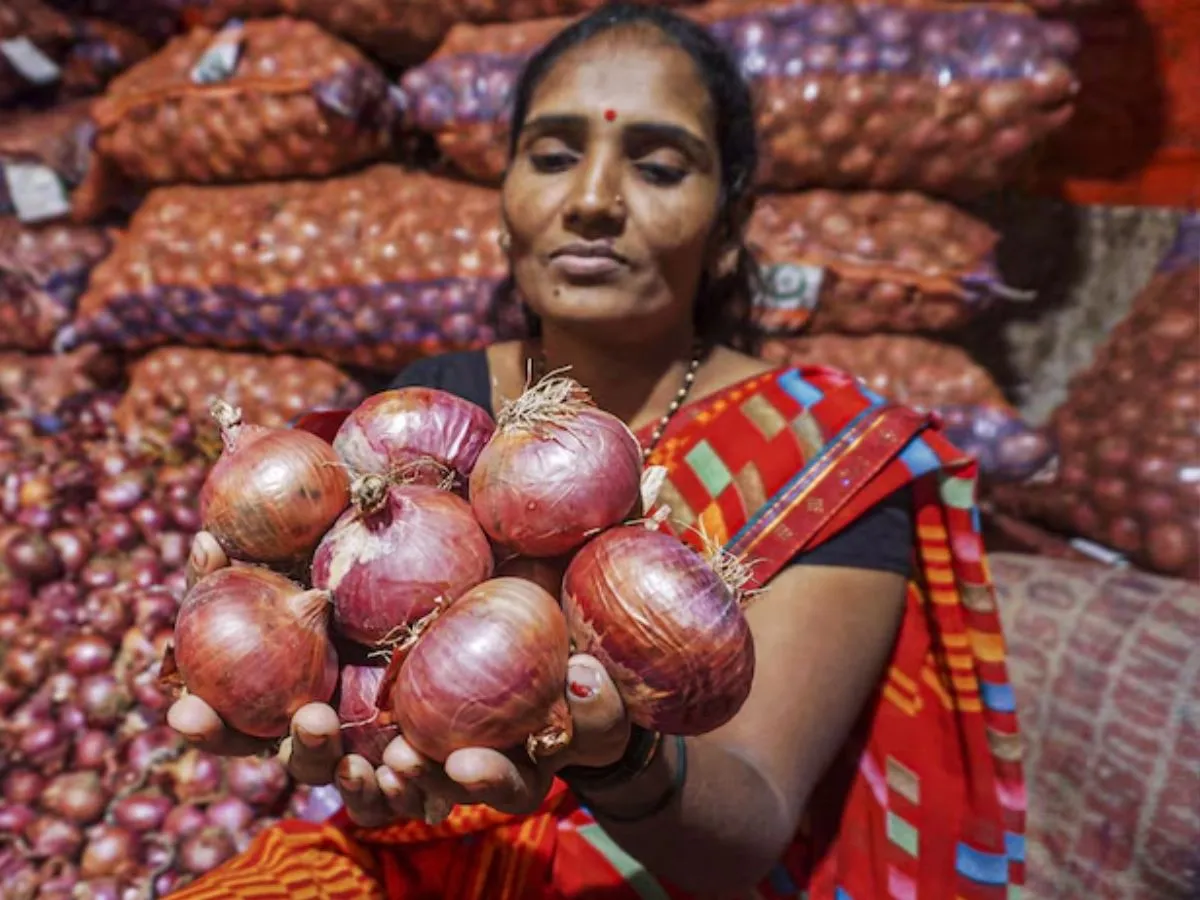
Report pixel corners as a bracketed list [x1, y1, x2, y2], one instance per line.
[167, 532, 633, 827]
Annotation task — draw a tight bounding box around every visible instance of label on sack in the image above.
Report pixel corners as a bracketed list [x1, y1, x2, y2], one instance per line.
[3, 162, 70, 224]
[190, 20, 245, 85]
[0, 37, 61, 86]
[758, 263, 825, 313]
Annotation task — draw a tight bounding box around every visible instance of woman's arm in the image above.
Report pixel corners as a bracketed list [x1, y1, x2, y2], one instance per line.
[582, 563, 908, 896]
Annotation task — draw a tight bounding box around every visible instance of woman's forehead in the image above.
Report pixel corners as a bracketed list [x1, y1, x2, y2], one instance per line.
[528, 36, 714, 137]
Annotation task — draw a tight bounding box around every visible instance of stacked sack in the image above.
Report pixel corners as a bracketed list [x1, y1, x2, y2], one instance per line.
[994, 214, 1200, 581]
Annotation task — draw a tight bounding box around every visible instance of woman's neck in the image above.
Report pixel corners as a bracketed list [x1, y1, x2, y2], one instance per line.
[535, 324, 698, 429]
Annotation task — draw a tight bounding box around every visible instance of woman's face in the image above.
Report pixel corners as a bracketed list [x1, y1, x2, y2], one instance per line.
[502, 29, 724, 343]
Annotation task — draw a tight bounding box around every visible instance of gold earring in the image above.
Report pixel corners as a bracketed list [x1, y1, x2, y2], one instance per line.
[498, 230, 511, 252]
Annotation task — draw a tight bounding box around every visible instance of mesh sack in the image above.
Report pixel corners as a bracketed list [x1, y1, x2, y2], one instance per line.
[0, 100, 134, 224]
[398, 3, 1079, 196]
[991, 554, 1200, 899]
[115, 347, 366, 445]
[62, 165, 521, 370]
[0, 0, 75, 106]
[0, 216, 110, 352]
[0, 345, 118, 414]
[91, 18, 399, 187]
[994, 214, 1200, 580]
[748, 191, 1017, 334]
[58, 18, 153, 99]
[761, 334, 1054, 483]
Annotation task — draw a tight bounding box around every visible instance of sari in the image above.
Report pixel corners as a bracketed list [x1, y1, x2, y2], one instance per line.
[173, 364, 1025, 900]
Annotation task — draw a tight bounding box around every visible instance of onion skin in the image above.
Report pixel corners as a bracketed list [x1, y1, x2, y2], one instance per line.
[494, 554, 570, 599]
[562, 526, 755, 735]
[333, 388, 495, 487]
[312, 481, 493, 647]
[389, 577, 572, 762]
[469, 384, 642, 557]
[337, 663, 401, 767]
[171, 567, 339, 738]
[199, 403, 350, 565]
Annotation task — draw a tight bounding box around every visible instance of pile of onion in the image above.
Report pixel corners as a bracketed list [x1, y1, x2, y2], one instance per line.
[167, 567, 339, 738]
[311, 475, 494, 648]
[199, 400, 350, 565]
[383, 578, 572, 762]
[562, 526, 755, 735]
[333, 388, 495, 489]
[470, 375, 642, 557]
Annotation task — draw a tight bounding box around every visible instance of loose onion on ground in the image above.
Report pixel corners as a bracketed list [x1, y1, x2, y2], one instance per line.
[167, 567, 339, 739]
[312, 477, 493, 648]
[470, 375, 642, 557]
[385, 577, 572, 762]
[333, 388, 495, 488]
[199, 400, 350, 565]
[562, 526, 755, 735]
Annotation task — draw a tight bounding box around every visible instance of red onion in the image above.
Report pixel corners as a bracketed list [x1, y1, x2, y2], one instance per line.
[563, 526, 755, 734]
[110, 791, 173, 833]
[47, 527, 91, 574]
[312, 479, 493, 647]
[97, 472, 148, 512]
[0, 802, 35, 835]
[42, 771, 108, 825]
[495, 554, 570, 598]
[78, 674, 128, 728]
[224, 756, 288, 808]
[17, 718, 67, 770]
[333, 387, 495, 488]
[3, 640, 50, 688]
[171, 567, 339, 738]
[166, 750, 224, 804]
[470, 377, 642, 557]
[125, 727, 182, 771]
[337, 662, 401, 766]
[163, 804, 206, 839]
[73, 731, 113, 771]
[62, 634, 114, 676]
[387, 577, 572, 762]
[206, 797, 254, 833]
[80, 825, 139, 879]
[27, 815, 84, 858]
[4, 768, 45, 804]
[3, 529, 63, 585]
[178, 827, 236, 875]
[199, 400, 350, 564]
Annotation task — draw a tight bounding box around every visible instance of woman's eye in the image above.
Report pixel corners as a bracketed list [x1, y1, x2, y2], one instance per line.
[529, 152, 576, 173]
[636, 162, 687, 186]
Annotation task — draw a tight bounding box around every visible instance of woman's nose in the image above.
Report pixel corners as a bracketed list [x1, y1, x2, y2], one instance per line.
[563, 150, 625, 234]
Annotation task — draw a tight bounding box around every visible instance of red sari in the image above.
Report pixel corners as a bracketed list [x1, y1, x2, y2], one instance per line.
[173, 365, 1025, 899]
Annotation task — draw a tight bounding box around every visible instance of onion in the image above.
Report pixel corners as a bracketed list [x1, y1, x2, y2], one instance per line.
[199, 400, 350, 565]
[163, 804, 206, 839]
[0, 802, 35, 835]
[562, 526, 755, 734]
[4, 768, 45, 804]
[171, 567, 339, 738]
[494, 554, 570, 599]
[178, 827, 236, 875]
[27, 815, 83, 858]
[312, 479, 493, 647]
[387, 578, 572, 762]
[62, 634, 114, 676]
[73, 731, 113, 771]
[42, 772, 109, 825]
[4, 529, 63, 585]
[336, 662, 401, 766]
[224, 757, 288, 808]
[80, 825, 139, 879]
[206, 797, 254, 833]
[78, 674, 128, 728]
[333, 387, 495, 488]
[165, 750, 224, 804]
[110, 791, 172, 833]
[469, 376, 642, 557]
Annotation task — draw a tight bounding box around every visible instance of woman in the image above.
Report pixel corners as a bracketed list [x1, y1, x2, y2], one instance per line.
[167, 5, 1024, 898]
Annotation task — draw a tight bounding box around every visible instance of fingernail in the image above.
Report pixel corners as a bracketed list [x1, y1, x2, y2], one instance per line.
[567, 662, 601, 700]
[296, 730, 325, 749]
[189, 541, 209, 572]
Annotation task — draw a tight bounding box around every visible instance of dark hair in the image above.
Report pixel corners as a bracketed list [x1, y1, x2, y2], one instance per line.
[500, 2, 761, 352]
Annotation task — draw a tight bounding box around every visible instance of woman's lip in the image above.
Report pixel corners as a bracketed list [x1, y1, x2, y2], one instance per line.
[549, 254, 626, 278]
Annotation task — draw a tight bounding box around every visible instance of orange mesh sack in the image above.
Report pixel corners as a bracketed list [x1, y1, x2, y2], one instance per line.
[92, 18, 399, 186]
[0, 217, 110, 352]
[61, 166, 521, 370]
[747, 191, 1019, 334]
[0, 0, 75, 105]
[58, 18, 153, 99]
[762, 333, 1053, 483]
[993, 214, 1200, 580]
[0, 346, 118, 415]
[115, 347, 366, 445]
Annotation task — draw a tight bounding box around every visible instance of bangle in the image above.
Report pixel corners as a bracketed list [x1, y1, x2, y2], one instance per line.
[560, 726, 662, 792]
[582, 735, 688, 825]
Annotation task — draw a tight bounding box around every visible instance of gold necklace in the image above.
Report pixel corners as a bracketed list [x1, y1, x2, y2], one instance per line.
[534, 341, 705, 460]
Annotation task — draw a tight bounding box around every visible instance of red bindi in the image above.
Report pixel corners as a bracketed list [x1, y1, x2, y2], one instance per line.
[604, 108, 617, 122]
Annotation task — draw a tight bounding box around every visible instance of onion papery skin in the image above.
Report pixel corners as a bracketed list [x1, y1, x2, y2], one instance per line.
[469, 406, 642, 557]
[562, 527, 755, 735]
[336, 663, 401, 767]
[390, 578, 572, 763]
[333, 388, 495, 488]
[199, 411, 350, 565]
[172, 567, 339, 738]
[312, 483, 493, 648]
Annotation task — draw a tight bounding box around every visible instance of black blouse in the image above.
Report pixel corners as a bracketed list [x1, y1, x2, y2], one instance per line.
[391, 350, 913, 577]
